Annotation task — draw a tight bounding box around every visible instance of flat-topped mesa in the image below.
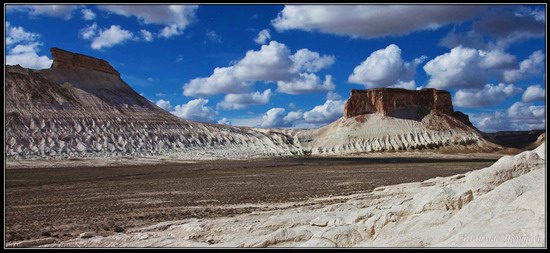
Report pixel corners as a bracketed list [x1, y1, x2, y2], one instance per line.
[344, 88, 463, 120]
[50, 48, 120, 77]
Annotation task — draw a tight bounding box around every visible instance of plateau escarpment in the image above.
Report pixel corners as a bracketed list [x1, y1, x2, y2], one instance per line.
[5, 49, 302, 159]
[50, 47, 121, 77]
[5, 48, 501, 160]
[294, 88, 499, 154]
[343, 88, 472, 126]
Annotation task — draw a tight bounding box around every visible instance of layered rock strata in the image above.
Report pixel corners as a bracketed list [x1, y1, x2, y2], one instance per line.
[5, 60, 301, 159]
[50, 48, 120, 77]
[343, 88, 472, 126]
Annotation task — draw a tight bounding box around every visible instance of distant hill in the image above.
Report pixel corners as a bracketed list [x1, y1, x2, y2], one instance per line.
[484, 130, 545, 149]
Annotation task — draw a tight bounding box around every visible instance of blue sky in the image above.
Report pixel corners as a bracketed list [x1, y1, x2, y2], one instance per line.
[5, 4, 546, 132]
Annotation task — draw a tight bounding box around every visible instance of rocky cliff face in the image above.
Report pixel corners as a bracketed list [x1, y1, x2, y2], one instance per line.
[343, 88, 472, 126]
[5, 49, 302, 160]
[293, 88, 497, 154]
[50, 48, 120, 77]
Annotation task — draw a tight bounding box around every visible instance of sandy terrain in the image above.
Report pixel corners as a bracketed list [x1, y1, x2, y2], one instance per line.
[5, 156, 497, 244]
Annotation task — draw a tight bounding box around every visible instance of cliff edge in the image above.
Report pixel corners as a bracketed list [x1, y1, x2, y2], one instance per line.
[344, 88, 473, 126]
[50, 47, 120, 77]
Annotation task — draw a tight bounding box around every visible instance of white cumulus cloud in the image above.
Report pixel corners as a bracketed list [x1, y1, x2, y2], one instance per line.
[302, 99, 345, 124]
[254, 29, 271, 44]
[6, 42, 53, 70]
[290, 48, 335, 73]
[326, 91, 342, 100]
[424, 46, 520, 89]
[478, 50, 518, 69]
[425, 46, 487, 89]
[503, 50, 545, 82]
[217, 118, 231, 125]
[98, 5, 198, 38]
[183, 41, 335, 97]
[507, 101, 545, 120]
[155, 99, 218, 123]
[348, 44, 426, 88]
[473, 111, 510, 132]
[184, 67, 252, 97]
[79, 22, 98, 40]
[183, 41, 291, 96]
[471, 101, 545, 132]
[7, 5, 77, 19]
[88, 25, 134, 50]
[6, 23, 52, 70]
[141, 29, 154, 42]
[272, 5, 483, 39]
[283, 111, 304, 123]
[171, 98, 217, 123]
[259, 96, 346, 128]
[6, 22, 39, 46]
[260, 108, 289, 128]
[81, 8, 96, 20]
[391, 80, 418, 90]
[453, 83, 522, 108]
[217, 89, 273, 110]
[155, 99, 173, 111]
[277, 73, 335, 95]
[159, 24, 183, 38]
[522, 85, 545, 102]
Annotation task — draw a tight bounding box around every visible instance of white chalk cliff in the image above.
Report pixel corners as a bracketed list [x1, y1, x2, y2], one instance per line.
[5, 48, 302, 159]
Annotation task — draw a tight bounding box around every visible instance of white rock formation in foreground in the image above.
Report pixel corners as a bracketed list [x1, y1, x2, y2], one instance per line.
[44, 143, 546, 247]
